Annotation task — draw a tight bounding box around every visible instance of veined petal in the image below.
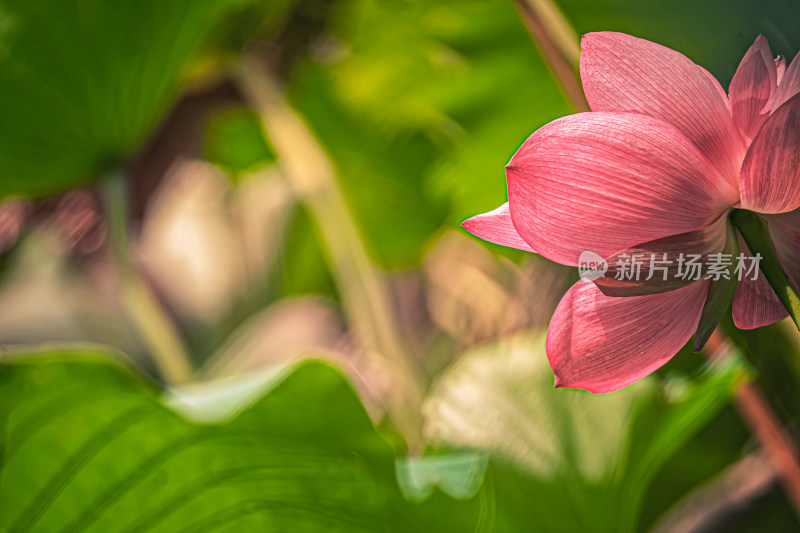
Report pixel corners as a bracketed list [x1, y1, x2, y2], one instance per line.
[506, 112, 737, 266]
[580, 32, 745, 183]
[732, 235, 787, 329]
[699, 65, 732, 112]
[546, 280, 709, 394]
[752, 35, 779, 84]
[776, 55, 787, 86]
[740, 93, 800, 214]
[731, 236, 787, 332]
[593, 215, 728, 297]
[461, 202, 535, 252]
[766, 209, 800, 297]
[773, 50, 800, 112]
[729, 35, 776, 141]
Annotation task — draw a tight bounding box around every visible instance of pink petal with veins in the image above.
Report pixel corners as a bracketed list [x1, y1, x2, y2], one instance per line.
[732, 275, 786, 329]
[776, 55, 787, 85]
[546, 280, 709, 394]
[732, 236, 787, 329]
[699, 65, 732, 112]
[506, 112, 737, 266]
[740, 93, 800, 214]
[461, 202, 534, 252]
[729, 35, 776, 141]
[773, 50, 800, 112]
[580, 31, 745, 183]
[766, 209, 800, 297]
[593, 215, 728, 297]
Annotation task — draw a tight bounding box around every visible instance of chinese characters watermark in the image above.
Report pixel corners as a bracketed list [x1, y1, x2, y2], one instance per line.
[579, 251, 761, 283]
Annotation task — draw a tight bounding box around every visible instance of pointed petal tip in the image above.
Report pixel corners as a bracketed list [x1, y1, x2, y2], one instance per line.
[582, 30, 629, 42]
[579, 32, 633, 59]
[460, 203, 536, 252]
[550, 377, 625, 395]
[730, 308, 785, 330]
[730, 36, 776, 140]
[547, 359, 631, 394]
[693, 336, 706, 353]
[461, 218, 478, 238]
[546, 281, 708, 397]
[750, 34, 772, 58]
[732, 313, 755, 330]
[731, 260, 789, 329]
[580, 32, 600, 46]
[579, 29, 745, 181]
[579, 31, 643, 59]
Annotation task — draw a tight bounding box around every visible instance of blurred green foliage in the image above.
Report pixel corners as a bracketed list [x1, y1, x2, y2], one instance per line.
[285, 0, 800, 268]
[288, 0, 573, 267]
[1, 0, 799, 531]
[0, 0, 256, 198]
[0, 351, 480, 532]
[272, 205, 339, 301]
[204, 107, 275, 180]
[424, 335, 748, 532]
[0, 342, 753, 532]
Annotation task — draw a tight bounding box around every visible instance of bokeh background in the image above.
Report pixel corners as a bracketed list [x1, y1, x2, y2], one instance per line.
[1, 0, 800, 531]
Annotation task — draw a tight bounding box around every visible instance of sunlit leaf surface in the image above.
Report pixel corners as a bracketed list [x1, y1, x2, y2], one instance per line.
[0, 0, 243, 198]
[0, 350, 479, 532]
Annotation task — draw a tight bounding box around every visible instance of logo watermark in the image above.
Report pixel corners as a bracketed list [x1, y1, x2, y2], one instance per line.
[578, 251, 608, 283]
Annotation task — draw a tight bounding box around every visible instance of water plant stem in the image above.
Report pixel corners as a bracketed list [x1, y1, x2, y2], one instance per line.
[514, 0, 589, 111]
[237, 59, 425, 451]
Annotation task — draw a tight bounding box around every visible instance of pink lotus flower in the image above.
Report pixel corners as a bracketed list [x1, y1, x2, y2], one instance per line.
[463, 32, 800, 393]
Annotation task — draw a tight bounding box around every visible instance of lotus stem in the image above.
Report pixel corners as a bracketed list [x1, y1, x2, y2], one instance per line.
[514, 0, 588, 111]
[236, 58, 426, 451]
